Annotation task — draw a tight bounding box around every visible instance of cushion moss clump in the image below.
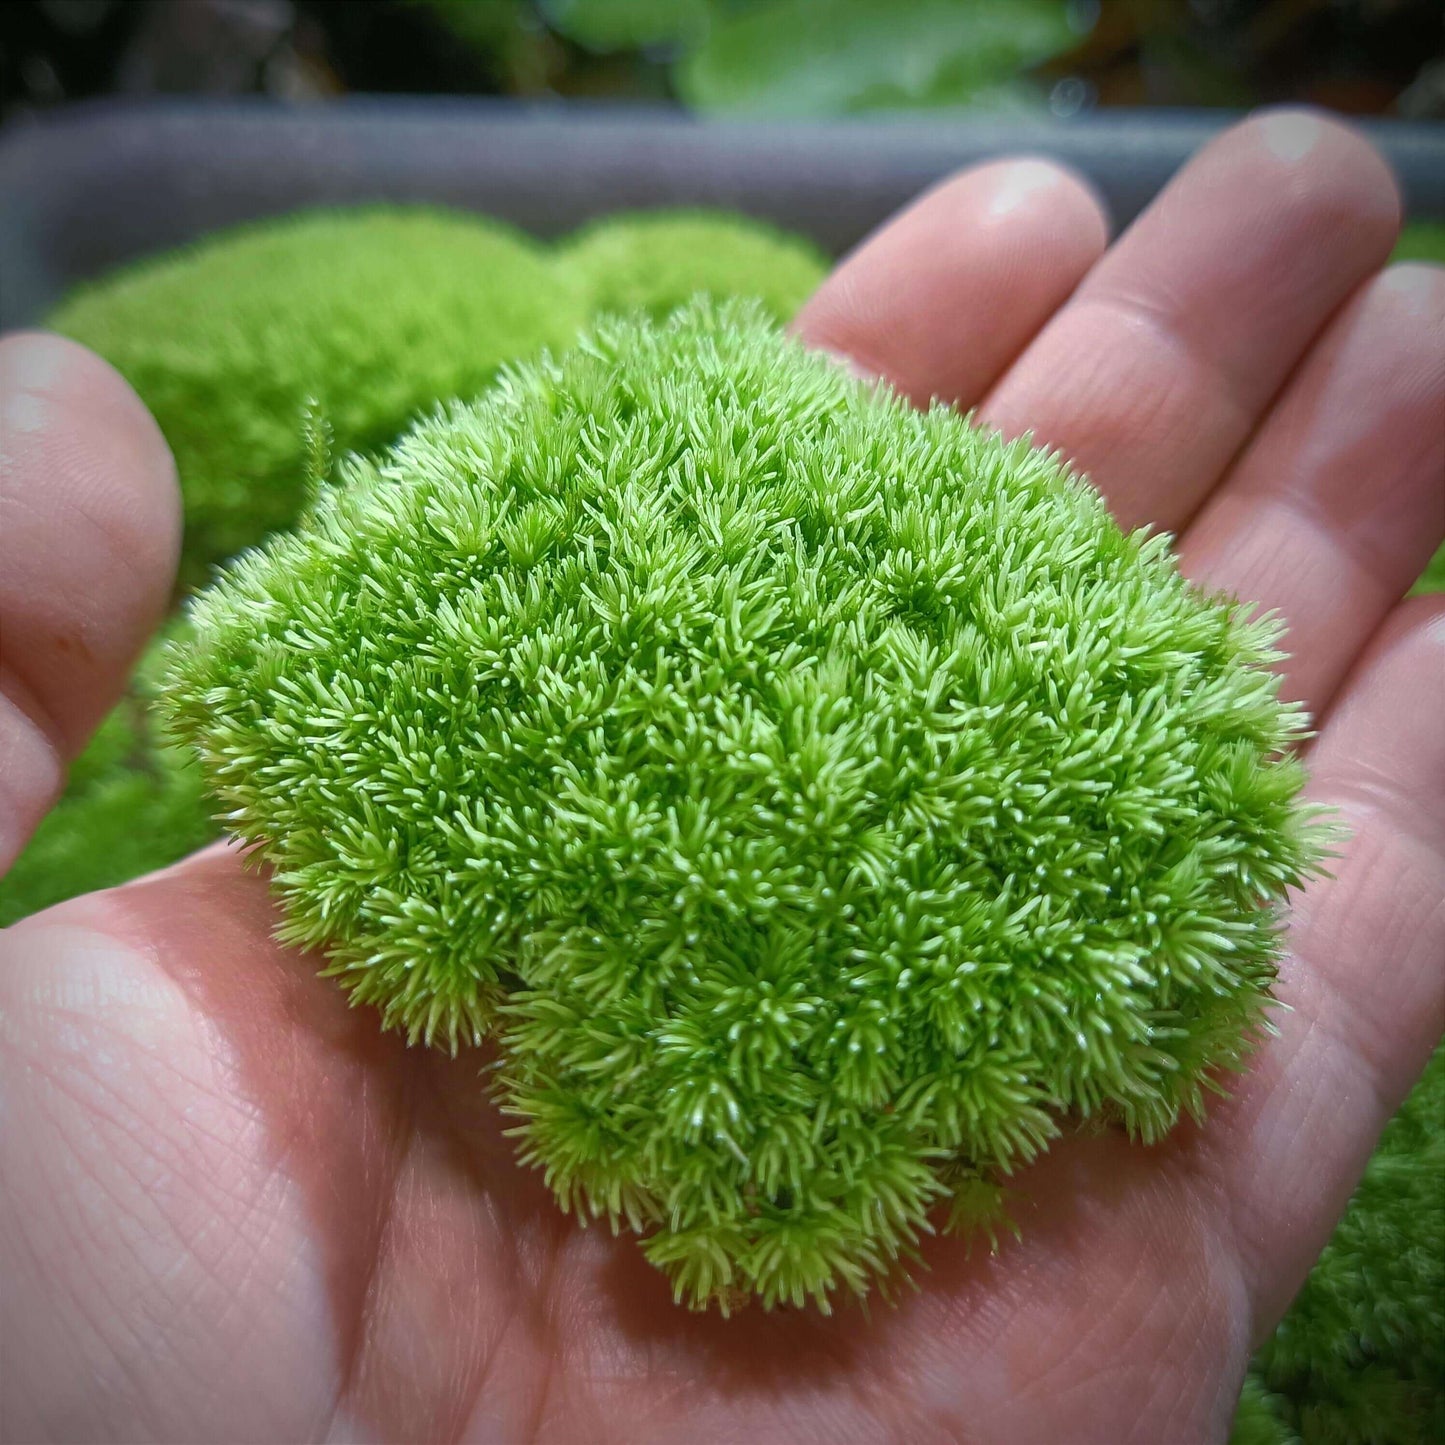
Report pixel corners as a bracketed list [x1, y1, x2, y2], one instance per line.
[50, 208, 587, 585]
[561, 209, 829, 323]
[165, 299, 1324, 1311]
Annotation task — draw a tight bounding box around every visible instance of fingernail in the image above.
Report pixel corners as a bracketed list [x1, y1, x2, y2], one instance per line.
[0, 333, 67, 450]
[1257, 110, 1329, 165]
[1377, 262, 1445, 320]
[986, 159, 1065, 218]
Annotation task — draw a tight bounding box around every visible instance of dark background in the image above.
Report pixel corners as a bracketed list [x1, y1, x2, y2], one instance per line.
[2, 0, 1442, 124]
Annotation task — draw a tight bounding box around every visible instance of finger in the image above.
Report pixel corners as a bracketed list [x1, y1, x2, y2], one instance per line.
[981, 109, 1401, 534]
[1179, 263, 1445, 716]
[792, 158, 1109, 409]
[0, 332, 179, 873]
[1191, 596, 1445, 1335]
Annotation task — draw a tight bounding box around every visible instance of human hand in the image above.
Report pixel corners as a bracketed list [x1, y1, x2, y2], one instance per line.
[1, 108, 1441, 1445]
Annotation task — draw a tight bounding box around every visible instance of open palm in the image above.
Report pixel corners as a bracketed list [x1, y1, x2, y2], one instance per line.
[2, 110, 1441, 1445]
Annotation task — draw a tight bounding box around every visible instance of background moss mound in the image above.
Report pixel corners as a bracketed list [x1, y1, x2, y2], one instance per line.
[1390, 225, 1445, 597]
[165, 301, 1322, 1310]
[1390, 221, 1445, 265]
[1223, 215, 1445, 1444]
[49, 208, 588, 586]
[561, 209, 828, 322]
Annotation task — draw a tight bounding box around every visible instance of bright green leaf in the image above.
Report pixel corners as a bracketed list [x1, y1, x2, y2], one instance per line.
[680, 0, 1081, 116]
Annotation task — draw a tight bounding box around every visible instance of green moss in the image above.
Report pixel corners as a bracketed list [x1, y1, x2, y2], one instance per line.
[1415, 548, 1445, 595]
[0, 736, 213, 928]
[561, 209, 829, 323]
[0, 634, 215, 927]
[50, 207, 587, 587]
[1390, 221, 1445, 265]
[13, 198, 1440, 1372]
[1232, 1374, 1300, 1445]
[18, 206, 582, 926]
[165, 300, 1323, 1310]
[48, 206, 827, 590]
[1231, 219, 1445, 1443]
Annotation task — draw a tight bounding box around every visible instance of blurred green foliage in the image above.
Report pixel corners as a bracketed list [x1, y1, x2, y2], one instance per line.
[414, 0, 1441, 117]
[8, 0, 1437, 121]
[676, 0, 1077, 115]
[540, 0, 710, 52]
[471, 0, 1081, 113]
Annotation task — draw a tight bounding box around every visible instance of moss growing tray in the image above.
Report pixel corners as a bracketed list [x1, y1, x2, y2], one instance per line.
[2, 96, 1444, 328]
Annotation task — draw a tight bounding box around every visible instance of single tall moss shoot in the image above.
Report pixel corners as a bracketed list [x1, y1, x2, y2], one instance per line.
[166, 300, 1326, 1311]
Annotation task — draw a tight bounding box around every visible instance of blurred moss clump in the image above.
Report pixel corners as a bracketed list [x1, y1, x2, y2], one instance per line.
[49, 205, 828, 592]
[49, 208, 587, 589]
[0, 630, 213, 927]
[562, 209, 828, 322]
[1389, 221, 1445, 264]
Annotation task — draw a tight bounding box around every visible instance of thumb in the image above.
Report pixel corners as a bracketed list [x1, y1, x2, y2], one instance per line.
[0, 332, 179, 874]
